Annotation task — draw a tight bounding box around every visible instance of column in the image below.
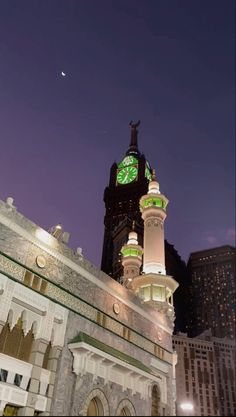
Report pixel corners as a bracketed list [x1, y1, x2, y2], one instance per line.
[42, 346, 62, 416]
[18, 339, 48, 416]
[0, 402, 7, 417]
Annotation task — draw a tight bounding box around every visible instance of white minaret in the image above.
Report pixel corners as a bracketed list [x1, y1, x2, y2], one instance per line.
[140, 170, 168, 275]
[121, 223, 143, 288]
[132, 171, 178, 321]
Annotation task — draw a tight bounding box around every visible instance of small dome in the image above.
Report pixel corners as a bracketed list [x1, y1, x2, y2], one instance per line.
[148, 180, 160, 194]
[128, 231, 138, 245]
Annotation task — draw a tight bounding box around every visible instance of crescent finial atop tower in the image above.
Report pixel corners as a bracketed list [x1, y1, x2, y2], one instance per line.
[127, 120, 141, 156]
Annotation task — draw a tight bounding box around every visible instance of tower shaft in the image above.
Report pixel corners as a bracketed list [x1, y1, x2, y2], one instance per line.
[142, 208, 166, 275]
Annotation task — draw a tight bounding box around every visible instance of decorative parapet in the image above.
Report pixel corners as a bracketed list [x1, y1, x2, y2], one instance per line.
[0, 269, 68, 347]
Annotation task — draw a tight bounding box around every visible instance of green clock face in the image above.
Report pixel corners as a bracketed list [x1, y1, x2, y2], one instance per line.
[117, 166, 138, 184]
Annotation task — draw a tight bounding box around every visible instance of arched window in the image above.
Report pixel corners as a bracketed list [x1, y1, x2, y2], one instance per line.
[151, 385, 160, 416]
[87, 397, 104, 416]
[19, 327, 34, 361]
[0, 318, 34, 362]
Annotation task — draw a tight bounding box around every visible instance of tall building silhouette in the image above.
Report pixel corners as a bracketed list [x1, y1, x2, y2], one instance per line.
[101, 121, 152, 281]
[187, 245, 236, 339]
[101, 121, 188, 332]
[165, 241, 189, 333]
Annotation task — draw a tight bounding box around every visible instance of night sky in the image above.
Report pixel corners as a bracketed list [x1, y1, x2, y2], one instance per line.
[0, 0, 235, 267]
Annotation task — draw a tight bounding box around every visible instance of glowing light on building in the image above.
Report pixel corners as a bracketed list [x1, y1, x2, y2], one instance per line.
[180, 402, 194, 411]
[36, 228, 55, 245]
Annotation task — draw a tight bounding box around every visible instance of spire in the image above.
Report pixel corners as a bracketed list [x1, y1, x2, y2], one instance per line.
[126, 120, 141, 155]
[148, 168, 160, 194]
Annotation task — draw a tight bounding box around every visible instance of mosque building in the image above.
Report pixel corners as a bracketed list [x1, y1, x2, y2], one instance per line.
[0, 122, 178, 416]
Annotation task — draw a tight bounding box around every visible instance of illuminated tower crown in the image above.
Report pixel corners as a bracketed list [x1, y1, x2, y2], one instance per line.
[121, 222, 143, 288]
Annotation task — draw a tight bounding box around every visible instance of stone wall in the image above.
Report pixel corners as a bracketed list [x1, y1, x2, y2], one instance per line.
[51, 311, 174, 416]
[0, 200, 176, 415]
[0, 200, 173, 350]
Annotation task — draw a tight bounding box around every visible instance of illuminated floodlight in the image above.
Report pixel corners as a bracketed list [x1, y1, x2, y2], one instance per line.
[36, 228, 54, 245]
[180, 402, 194, 411]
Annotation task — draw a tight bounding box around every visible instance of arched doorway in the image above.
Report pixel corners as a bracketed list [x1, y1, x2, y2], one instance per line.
[118, 406, 131, 416]
[84, 389, 109, 416]
[151, 385, 161, 416]
[116, 400, 135, 416]
[87, 397, 104, 416]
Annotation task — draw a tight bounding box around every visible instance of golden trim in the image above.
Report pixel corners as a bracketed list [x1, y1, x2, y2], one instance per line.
[36, 255, 46, 268]
[113, 303, 120, 315]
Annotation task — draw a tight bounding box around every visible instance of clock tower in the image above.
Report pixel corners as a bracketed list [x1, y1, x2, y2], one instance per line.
[101, 121, 152, 280]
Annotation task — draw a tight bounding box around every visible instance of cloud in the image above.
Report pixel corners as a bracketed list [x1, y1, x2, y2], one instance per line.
[206, 235, 217, 244]
[204, 227, 235, 246]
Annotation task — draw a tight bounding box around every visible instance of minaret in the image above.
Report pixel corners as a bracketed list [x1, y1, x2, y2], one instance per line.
[131, 171, 179, 322]
[121, 222, 143, 288]
[140, 170, 167, 275]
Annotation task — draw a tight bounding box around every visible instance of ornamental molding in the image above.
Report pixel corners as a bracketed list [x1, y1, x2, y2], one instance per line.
[0, 258, 173, 364]
[69, 341, 167, 402]
[146, 219, 162, 228]
[0, 254, 25, 282]
[0, 272, 68, 345]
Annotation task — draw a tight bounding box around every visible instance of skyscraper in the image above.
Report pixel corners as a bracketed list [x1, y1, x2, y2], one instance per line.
[187, 245, 236, 339]
[101, 122, 189, 333]
[165, 241, 189, 333]
[173, 331, 236, 416]
[101, 121, 152, 281]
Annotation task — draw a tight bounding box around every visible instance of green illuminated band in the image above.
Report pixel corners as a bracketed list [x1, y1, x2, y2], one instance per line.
[140, 197, 168, 211]
[121, 247, 142, 258]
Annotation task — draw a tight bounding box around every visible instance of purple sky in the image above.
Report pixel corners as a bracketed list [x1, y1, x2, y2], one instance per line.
[0, 0, 235, 267]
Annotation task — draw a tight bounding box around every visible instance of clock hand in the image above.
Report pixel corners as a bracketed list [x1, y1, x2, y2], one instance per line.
[124, 169, 129, 181]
